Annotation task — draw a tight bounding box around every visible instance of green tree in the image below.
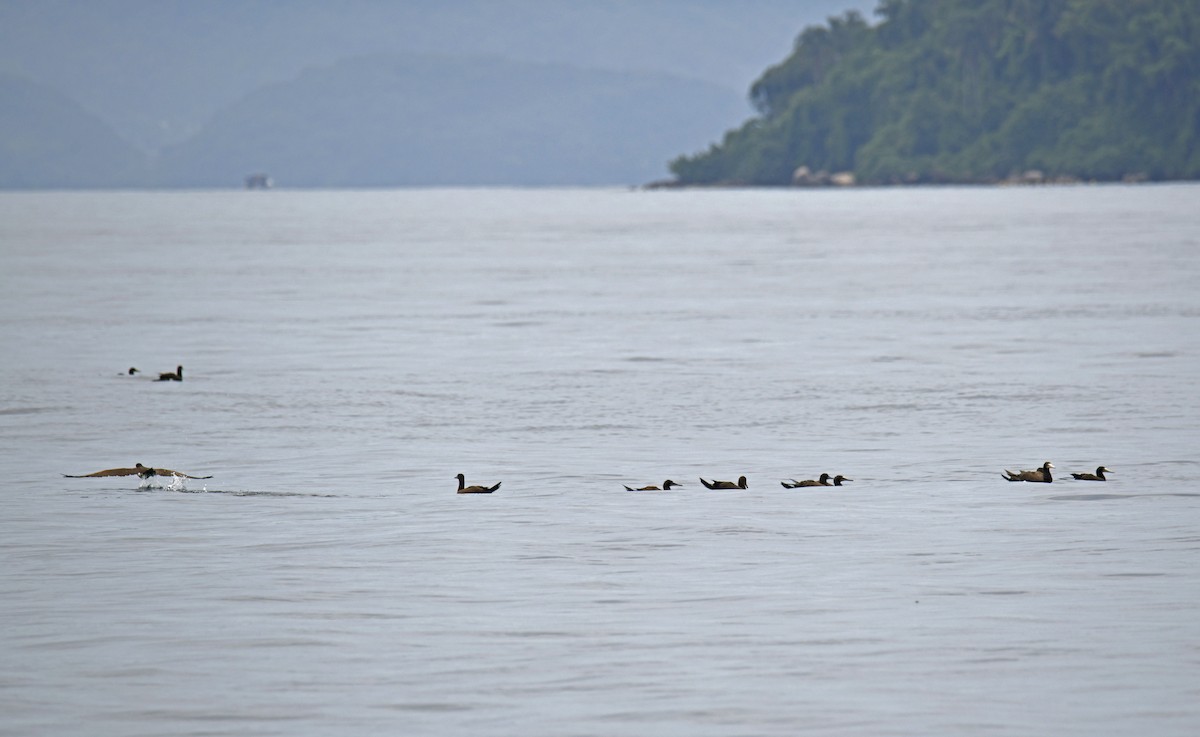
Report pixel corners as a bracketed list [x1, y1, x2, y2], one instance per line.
[670, 0, 1200, 185]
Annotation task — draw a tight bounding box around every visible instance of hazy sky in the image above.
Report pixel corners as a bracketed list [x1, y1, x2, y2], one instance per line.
[0, 1, 881, 186]
[0, 0, 879, 148]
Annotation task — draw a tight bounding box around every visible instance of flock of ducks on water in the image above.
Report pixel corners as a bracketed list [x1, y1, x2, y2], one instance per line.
[78, 370, 1113, 491]
[622, 475, 851, 491]
[62, 463, 1112, 492]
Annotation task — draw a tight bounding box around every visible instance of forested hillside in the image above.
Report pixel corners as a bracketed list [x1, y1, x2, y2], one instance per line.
[669, 0, 1200, 186]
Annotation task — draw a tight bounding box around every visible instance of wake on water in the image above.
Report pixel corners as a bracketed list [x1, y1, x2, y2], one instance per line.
[137, 474, 206, 493]
[130, 475, 334, 497]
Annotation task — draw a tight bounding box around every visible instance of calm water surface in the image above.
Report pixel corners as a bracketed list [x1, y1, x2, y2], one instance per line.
[1, 186, 1198, 735]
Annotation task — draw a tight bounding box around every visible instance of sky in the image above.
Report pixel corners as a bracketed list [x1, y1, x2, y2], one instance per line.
[0, 1, 880, 186]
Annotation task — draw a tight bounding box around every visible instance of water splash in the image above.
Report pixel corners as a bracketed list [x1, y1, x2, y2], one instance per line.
[167, 474, 189, 492]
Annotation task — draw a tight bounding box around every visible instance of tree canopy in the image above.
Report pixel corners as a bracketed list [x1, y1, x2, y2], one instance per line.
[669, 0, 1200, 185]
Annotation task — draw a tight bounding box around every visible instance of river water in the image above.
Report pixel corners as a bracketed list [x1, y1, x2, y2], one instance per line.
[1, 185, 1198, 735]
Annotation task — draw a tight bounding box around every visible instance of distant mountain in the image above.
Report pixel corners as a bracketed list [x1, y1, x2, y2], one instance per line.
[153, 55, 749, 187]
[0, 1, 883, 187]
[0, 1, 874, 153]
[0, 73, 146, 188]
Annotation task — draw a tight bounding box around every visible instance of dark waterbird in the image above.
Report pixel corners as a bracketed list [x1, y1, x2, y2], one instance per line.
[1071, 466, 1112, 481]
[624, 480, 681, 491]
[64, 462, 212, 479]
[456, 473, 501, 494]
[699, 476, 747, 490]
[157, 365, 183, 381]
[1002, 461, 1054, 483]
[783, 473, 835, 488]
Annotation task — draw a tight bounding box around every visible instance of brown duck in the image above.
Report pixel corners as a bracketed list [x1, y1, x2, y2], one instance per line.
[624, 480, 681, 491]
[1071, 466, 1112, 481]
[699, 476, 747, 490]
[157, 365, 183, 381]
[64, 462, 212, 479]
[1002, 462, 1054, 483]
[456, 473, 501, 494]
[782, 473, 833, 488]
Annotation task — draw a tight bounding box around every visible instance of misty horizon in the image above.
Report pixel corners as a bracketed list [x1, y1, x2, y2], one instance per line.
[0, 0, 876, 188]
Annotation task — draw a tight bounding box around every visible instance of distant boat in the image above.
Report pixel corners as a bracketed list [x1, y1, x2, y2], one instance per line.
[245, 173, 273, 189]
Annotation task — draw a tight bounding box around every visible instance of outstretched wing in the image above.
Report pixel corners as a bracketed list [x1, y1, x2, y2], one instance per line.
[64, 467, 140, 478]
[153, 468, 213, 479]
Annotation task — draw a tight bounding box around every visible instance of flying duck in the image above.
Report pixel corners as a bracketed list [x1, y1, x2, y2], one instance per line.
[699, 476, 747, 490]
[157, 365, 183, 381]
[64, 463, 212, 479]
[782, 473, 833, 488]
[624, 480, 681, 491]
[456, 473, 500, 494]
[1071, 466, 1112, 481]
[1002, 461, 1054, 483]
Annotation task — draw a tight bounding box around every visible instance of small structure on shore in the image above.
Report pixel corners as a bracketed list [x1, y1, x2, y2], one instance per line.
[791, 166, 856, 187]
[244, 173, 273, 189]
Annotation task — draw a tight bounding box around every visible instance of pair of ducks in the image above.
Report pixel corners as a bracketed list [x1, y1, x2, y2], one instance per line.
[1002, 462, 1113, 483]
[623, 474, 851, 491]
[626, 477, 749, 491]
[781, 473, 852, 488]
[623, 477, 749, 491]
[126, 365, 183, 381]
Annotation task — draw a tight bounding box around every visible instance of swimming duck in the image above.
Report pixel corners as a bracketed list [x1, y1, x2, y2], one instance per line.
[157, 365, 183, 381]
[126, 367, 139, 375]
[831, 475, 852, 486]
[782, 473, 833, 488]
[624, 480, 681, 491]
[63, 462, 212, 479]
[700, 476, 747, 490]
[456, 473, 500, 494]
[1071, 466, 1112, 481]
[1002, 461, 1054, 483]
